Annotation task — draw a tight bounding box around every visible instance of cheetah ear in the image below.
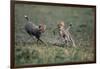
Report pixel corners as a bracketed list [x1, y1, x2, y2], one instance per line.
[69, 22, 72, 26]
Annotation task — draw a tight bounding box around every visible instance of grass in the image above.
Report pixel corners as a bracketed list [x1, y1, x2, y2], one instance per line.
[14, 3, 95, 66]
[15, 42, 95, 66]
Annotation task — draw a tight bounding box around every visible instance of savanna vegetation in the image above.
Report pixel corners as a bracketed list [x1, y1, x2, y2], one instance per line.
[15, 3, 95, 66]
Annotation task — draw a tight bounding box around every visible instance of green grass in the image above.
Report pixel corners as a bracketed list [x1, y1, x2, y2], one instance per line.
[15, 42, 95, 66]
[14, 3, 95, 66]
